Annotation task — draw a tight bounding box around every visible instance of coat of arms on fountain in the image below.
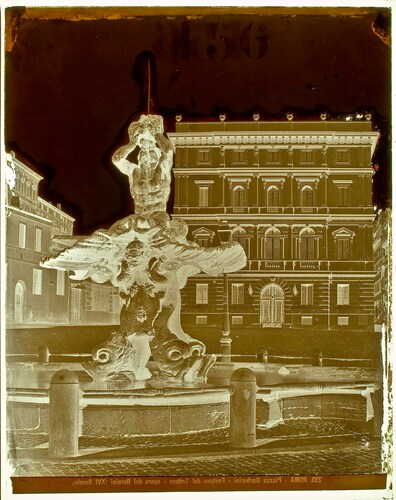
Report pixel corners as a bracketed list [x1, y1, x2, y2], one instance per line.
[41, 114, 246, 384]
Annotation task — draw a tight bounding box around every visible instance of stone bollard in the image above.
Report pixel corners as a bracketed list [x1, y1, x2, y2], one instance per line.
[257, 348, 268, 363]
[38, 345, 50, 363]
[49, 370, 80, 458]
[311, 349, 323, 367]
[220, 336, 232, 363]
[229, 368, 257, 448]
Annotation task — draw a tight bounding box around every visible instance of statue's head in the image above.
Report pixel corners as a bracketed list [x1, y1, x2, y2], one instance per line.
[128, 114, 164, 140]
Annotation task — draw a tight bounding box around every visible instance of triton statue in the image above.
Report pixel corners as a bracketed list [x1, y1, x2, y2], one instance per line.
[41, 64, 246, 384]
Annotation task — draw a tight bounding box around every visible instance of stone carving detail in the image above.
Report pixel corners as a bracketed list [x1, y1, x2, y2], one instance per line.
[42, 114, 246, 384]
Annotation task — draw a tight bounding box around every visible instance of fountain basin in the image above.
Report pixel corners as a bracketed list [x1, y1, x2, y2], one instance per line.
[7, 363, 230, 438]
[7, 361, 378, 440]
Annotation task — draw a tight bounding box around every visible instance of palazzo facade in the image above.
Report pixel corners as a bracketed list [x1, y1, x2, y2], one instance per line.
[168, 119, 379, 333]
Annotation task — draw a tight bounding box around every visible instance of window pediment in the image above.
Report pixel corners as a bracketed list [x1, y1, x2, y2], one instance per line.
[332, 227, 355, 239]
[192, 227, 215, 239]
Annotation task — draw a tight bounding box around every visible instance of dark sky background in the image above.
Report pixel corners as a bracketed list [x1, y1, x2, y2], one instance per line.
[5, 7, 391, 232]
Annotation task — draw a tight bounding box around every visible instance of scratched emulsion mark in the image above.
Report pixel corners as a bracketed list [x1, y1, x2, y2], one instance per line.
[382, 210, 393, 481]
[369, 10, 392, 483]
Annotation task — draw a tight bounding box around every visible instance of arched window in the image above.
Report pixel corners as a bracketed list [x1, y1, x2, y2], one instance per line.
[299, 227, 317, 260]
[264, 227, 282, 260]
[14, 281, 26, 323]
[260, 284, 284, 327]
[232, 227, 248, 256]
[233, 186, 245, 208]
[301, 185, 314, 207]
[267, 186, 279, 207]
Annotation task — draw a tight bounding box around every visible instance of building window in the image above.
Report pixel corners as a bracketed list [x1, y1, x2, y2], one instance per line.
[193, 227, 214, 248]
[232, 315, 243, 325]
[337, 186, 351, 207]
[35, 228, 42, 253]
[301, 149, 313, 163]
[267, 186, 279, 207]
[336, 149, 350, 163]
[301, 316, 313, 326]
[267, 150, 279, 163]
[333, 228, 354, 260]
[299, 228, 317, 260]
[337, 284, 350, 305]
[336, 238, 352, 260]
[337, 316, 349, 326]
[233, 149, 245, 164]
[196, 315, 207, 325]
[91, 284, 110, 312]
[265, 228, 282, 260]
[19, 223, 26, 249]
[196, 237, 209, 248]
[197, 149, 211, 164]
[198, 186, 209, 207]
[196, 283, 208, 304]
[301, 186, 314, 207]
[232, 227, 248, 256]
[231, 284, 244, 305]
[233, 186, 245, 207]
[301, 284, 313, 305]
[56, 270, 65, 296]
[32, 269, 43, 295]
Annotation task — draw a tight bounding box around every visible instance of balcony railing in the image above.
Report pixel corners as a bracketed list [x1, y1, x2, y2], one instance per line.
[173, 205, 374, 215]
[245, 260, 372, 272]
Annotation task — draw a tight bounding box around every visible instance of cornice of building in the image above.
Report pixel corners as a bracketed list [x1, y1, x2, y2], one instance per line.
[8, 155, 43, 182]
[38, 198, 75, 222]
[6, 205, 53, 224]
[173, 167, 374, 176]
[222, 272, 376, 279]
[168, 128, 379, 156]
[172, 213, 376, 223]
[6, 151, 75, 222]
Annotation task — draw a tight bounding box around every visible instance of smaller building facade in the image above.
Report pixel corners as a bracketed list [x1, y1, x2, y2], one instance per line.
[5, 153, 74, 325]
[5, 152, 121, 326]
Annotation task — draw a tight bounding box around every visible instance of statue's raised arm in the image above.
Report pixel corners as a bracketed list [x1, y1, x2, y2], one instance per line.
[112, 123, 140, 177]
[112, 115, 173, 217]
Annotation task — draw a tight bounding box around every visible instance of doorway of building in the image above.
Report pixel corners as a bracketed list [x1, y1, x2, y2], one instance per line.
[260, 283, 284, 327]
[14, 281, 26, 323]
[70, 288, 82, 324]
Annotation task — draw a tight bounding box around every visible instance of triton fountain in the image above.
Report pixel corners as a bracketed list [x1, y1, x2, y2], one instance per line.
[41, 113, 246, 385]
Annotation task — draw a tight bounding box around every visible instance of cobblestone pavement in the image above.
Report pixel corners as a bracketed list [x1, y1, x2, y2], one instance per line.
[11, 441, 381, 477]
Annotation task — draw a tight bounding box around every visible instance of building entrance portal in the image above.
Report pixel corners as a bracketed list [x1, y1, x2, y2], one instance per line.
[14, 281, 26, 323]
[260, 283, 284, 328]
